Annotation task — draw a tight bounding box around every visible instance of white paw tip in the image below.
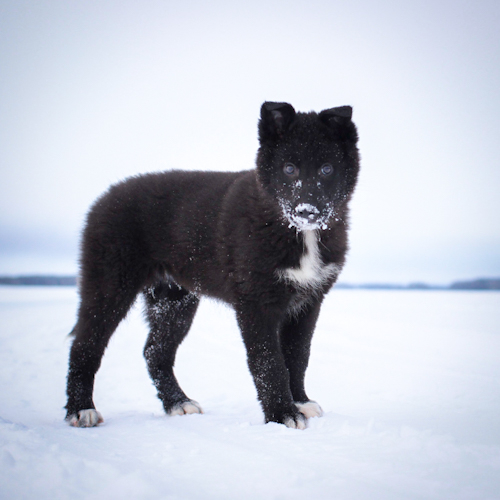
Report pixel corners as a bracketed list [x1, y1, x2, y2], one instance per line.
[168, 400, 203, 416]
[296, 401, 324, 419]
[284, 416, 308, 430]
[68, 409, 104, 427]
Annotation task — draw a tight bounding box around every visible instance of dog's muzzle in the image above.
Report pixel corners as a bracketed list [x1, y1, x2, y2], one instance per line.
[294, 203, 320, 222]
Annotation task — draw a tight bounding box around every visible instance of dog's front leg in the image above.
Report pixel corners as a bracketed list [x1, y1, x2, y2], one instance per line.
[236, 305, 308, 429]
[280, 299, 324, 420]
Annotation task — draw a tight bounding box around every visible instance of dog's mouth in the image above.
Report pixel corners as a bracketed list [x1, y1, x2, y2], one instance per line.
[279, 200, 334, 231]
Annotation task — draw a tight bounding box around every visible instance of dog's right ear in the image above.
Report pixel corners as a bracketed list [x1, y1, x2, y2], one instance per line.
[259, 102, 296, 143]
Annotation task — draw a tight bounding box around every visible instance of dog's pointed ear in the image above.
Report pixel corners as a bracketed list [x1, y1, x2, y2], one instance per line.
[319, 106, 357, 142]
[259, 102, 296, 143]
[320, 106, 352, 124]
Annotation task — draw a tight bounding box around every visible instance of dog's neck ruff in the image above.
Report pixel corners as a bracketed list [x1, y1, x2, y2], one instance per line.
[277, 230, 340, 289]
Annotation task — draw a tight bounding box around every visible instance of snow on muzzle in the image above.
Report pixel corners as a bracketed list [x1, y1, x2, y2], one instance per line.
[288, 203, 326, 230]
[279, 198, 335, 230]
[294, 203, 320, 222]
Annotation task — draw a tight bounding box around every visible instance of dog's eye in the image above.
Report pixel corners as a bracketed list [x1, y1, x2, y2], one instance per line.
[320, 163, 333, 176]
[283, 163, 298, 176]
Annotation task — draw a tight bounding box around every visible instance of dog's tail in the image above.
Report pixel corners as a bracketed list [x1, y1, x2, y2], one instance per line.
[67, 274, 81, 339]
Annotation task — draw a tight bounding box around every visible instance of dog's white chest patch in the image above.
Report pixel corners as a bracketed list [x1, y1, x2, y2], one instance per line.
[278, 230, 340, 288]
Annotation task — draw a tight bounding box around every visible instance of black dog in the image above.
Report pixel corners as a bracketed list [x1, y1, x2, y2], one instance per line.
[65, 102, 360, 429]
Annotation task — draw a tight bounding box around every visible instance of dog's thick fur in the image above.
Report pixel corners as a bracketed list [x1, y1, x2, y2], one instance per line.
[65, 102, 360, 429]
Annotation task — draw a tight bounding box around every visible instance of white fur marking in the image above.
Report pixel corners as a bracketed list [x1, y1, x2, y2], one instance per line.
[168, 400, 203, 416]
[68, 409, 104, 428]
[296, 401, 324, 419]
[278, 230, 340, 288]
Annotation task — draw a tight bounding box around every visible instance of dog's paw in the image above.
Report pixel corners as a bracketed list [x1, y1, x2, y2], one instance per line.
[295, 400, 324, 419]
[283, 412, 308, 430]
[167, 400, 203, 416]
[66, 409, 104, 428]
[267, 408, 308, 429]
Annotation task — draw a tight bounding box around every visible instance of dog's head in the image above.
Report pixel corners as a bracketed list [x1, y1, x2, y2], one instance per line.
[256, 102, 360, 231]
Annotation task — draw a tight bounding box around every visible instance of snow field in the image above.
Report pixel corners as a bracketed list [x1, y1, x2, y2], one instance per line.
[1, 286, 500, 499]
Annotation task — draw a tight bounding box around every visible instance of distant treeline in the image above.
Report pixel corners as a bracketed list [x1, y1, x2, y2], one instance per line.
[449, 278, 500, 290]
[0, 276, 77, 286]
[0, 276, 499, 290]
[336, 278, 500, 291]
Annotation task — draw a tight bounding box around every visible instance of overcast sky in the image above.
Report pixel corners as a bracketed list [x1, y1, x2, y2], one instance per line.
[1, 0, 499, 284]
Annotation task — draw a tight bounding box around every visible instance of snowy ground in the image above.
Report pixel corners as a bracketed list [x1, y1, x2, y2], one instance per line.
[1, 285, 499, 500]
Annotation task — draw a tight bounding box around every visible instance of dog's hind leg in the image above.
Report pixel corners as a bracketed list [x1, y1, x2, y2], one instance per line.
[280, 300, 324, 420]
[143, 280, 202, 416]
[65, 279, 142, 427]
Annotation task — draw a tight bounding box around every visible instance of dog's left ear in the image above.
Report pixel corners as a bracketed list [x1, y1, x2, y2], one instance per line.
[320, 106, 352, 123]
[319, 106, 358, 142]
[259, 102, 296, 143]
